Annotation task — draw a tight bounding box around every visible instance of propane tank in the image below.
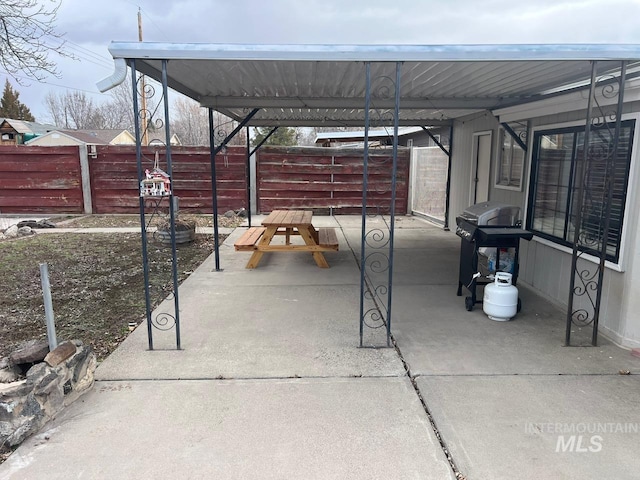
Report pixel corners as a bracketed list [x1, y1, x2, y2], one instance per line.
[483, 272, 518, 321]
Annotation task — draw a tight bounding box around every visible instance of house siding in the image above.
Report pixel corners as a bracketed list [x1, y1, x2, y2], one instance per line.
[447, 92, 640, 347]
[448, 112, 502, 227]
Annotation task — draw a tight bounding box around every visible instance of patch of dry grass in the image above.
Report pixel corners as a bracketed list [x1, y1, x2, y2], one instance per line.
[0, 233, 221, 362]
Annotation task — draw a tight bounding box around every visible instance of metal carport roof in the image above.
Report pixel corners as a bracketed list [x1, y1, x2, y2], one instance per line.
[96, 43, 640, 349]
[98, 43, 640, 126]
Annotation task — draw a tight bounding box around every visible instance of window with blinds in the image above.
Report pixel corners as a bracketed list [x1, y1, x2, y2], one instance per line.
[495, 126, 525, 190]
[527, 120, 635, 263]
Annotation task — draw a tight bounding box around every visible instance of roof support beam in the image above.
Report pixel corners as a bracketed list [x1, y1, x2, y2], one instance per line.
[420, 126, 450, 156]
[500, 122, 528, 152]
[201, 96, 506, 110]
[221, 117, 454, 127]
[249, 127, 279, 156]
[212, 108, 259, 156]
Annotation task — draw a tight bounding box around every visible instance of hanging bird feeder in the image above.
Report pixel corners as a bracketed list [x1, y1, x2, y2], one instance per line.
[140, 151, 171, 197]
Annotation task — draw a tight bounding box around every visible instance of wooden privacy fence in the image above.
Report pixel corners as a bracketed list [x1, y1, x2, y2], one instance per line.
[0, 146, 84, 214]
[0, 145, 410, 215]
[90, 145, 247, 213]
[257, 146, 410, 215]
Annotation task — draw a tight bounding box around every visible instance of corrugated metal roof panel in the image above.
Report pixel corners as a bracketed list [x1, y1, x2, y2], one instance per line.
[100, 43, 640, 126]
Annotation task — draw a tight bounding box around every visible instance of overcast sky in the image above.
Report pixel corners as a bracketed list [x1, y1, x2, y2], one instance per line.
[5, 0, 640, 121]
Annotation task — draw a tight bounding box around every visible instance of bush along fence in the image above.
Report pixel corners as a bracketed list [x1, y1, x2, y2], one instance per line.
[0, 145, 410, 215]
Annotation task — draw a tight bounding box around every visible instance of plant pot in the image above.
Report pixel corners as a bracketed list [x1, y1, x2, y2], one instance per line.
[155, 225, 196, 245]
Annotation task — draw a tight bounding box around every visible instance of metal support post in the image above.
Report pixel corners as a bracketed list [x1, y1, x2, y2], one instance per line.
[130, 59, 154, 351]
[359, 62, 371, 348]
[246, 126, 252, 227]
[209, 109, 222, 271]
[161, 60, 181, 350]
[565, 60, 627, 346]
[444, 124, 453, 231]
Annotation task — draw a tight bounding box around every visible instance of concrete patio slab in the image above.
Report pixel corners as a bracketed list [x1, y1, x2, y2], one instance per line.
[1, 377, 455, 480]
[3, 214, 639, 479]
[417, 375, 640, 480]
[96, 281, 403, 380]
[392, 284, 640, 375]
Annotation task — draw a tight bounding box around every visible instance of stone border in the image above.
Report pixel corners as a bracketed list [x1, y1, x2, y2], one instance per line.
[1, 341, 96, 450]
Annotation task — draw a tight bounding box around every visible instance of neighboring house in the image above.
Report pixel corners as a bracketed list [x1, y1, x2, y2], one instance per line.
[0, 118, 57, 145]
[148, 133, 182, 146]
[25, 129, 136, 147]
[315, 127, 448, 148]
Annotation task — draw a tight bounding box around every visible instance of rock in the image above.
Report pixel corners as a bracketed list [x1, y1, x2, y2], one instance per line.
[33, 369, 60, 397]
[7, 417, 37, 447]
[17, 226, 34, 236]
[0, 380, 31, 398]
[0, 400, 19, 422]
[36, 219, 57, 228]
[4, 225, 18, 238]
[69, 346, 90, 381]
[9, 340, 50, 366]
[20, 394, 42, 419]
[0, 340, 96, 452]
[0, 421, 12, 437]
[44, 342, 77, 367]
[26, 363, 53, 386]
[224, 210, 235, 218]
[17, 220, 38, 229]
[0, 357, 9, 370]
[0, 364, 22, 383]
[236, 208, 247, 218]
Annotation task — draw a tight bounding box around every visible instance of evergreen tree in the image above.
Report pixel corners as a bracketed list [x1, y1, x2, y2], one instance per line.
[252, 126, 297, 146]
[0, 79, 35, 121]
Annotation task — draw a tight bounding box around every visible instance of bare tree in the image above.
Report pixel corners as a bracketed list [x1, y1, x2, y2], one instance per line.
[171, 97, 209, 146]
[44, 90, 104, 129]
[0, 0, 71, 82]
[100, 80, 135, 130]
[171, 97, 246, 146]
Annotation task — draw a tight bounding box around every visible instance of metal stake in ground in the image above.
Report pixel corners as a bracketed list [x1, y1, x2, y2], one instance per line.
[39, 262, 58, 351]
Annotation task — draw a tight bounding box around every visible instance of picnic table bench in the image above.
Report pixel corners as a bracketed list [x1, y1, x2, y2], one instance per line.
[234, 210, 339, 268]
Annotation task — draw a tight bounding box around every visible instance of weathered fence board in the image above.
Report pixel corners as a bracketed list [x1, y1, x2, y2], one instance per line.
[90, 146, 248, 214]
[0, 146, 83, 213]
[257, 146, 410, 214]
[0, 144, 411, 216]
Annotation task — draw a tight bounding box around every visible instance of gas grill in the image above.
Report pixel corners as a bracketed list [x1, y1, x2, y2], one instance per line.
[455, 202, 533, 311]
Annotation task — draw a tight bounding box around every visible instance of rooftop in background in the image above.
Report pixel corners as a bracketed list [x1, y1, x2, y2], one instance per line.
[98, 43, 640, 127]
[314, 127, 424, 144]
[0, 119, 57, 135]
[25, 129, 135, 147]
[0, 119, 58, 145]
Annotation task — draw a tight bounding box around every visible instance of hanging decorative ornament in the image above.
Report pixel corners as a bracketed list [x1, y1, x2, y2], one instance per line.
[140, 151, 171, 197]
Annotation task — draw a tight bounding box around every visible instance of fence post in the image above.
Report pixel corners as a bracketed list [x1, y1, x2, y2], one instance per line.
[78, 144, 93, 214]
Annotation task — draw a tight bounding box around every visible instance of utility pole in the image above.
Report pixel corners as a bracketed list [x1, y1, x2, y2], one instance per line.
[138, 8, 149, 146]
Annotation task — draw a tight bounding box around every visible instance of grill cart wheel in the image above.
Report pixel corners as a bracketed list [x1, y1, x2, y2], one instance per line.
[465, 296, 474, 311]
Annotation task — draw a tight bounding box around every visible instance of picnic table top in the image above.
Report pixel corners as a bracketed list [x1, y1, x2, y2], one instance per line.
[262, 210, 313, 227]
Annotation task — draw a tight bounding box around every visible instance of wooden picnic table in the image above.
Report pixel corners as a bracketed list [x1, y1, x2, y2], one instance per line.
[234, 210, 338, 269]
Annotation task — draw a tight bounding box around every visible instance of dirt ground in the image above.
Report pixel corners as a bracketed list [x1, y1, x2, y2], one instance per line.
[54, 213, 244, 229]
[0, 231, 224, 362]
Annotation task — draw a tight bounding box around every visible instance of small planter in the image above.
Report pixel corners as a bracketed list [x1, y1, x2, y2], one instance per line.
[156, 220, 196, 245]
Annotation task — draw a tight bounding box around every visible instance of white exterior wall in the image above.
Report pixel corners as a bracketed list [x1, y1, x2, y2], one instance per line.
[448, 112, 502, 225]
[27, 134, 83, 146]
[448, 84, 640, 348]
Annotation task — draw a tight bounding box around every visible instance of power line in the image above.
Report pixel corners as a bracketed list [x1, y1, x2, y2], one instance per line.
[43, 36, 114, 69]
[120, 1, 169, 41]
[140, 8, 169, 40]
[0, 70, 108, 96]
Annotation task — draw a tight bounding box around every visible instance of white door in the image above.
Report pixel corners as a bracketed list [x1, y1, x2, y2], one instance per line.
[471, 131, 492, 204]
